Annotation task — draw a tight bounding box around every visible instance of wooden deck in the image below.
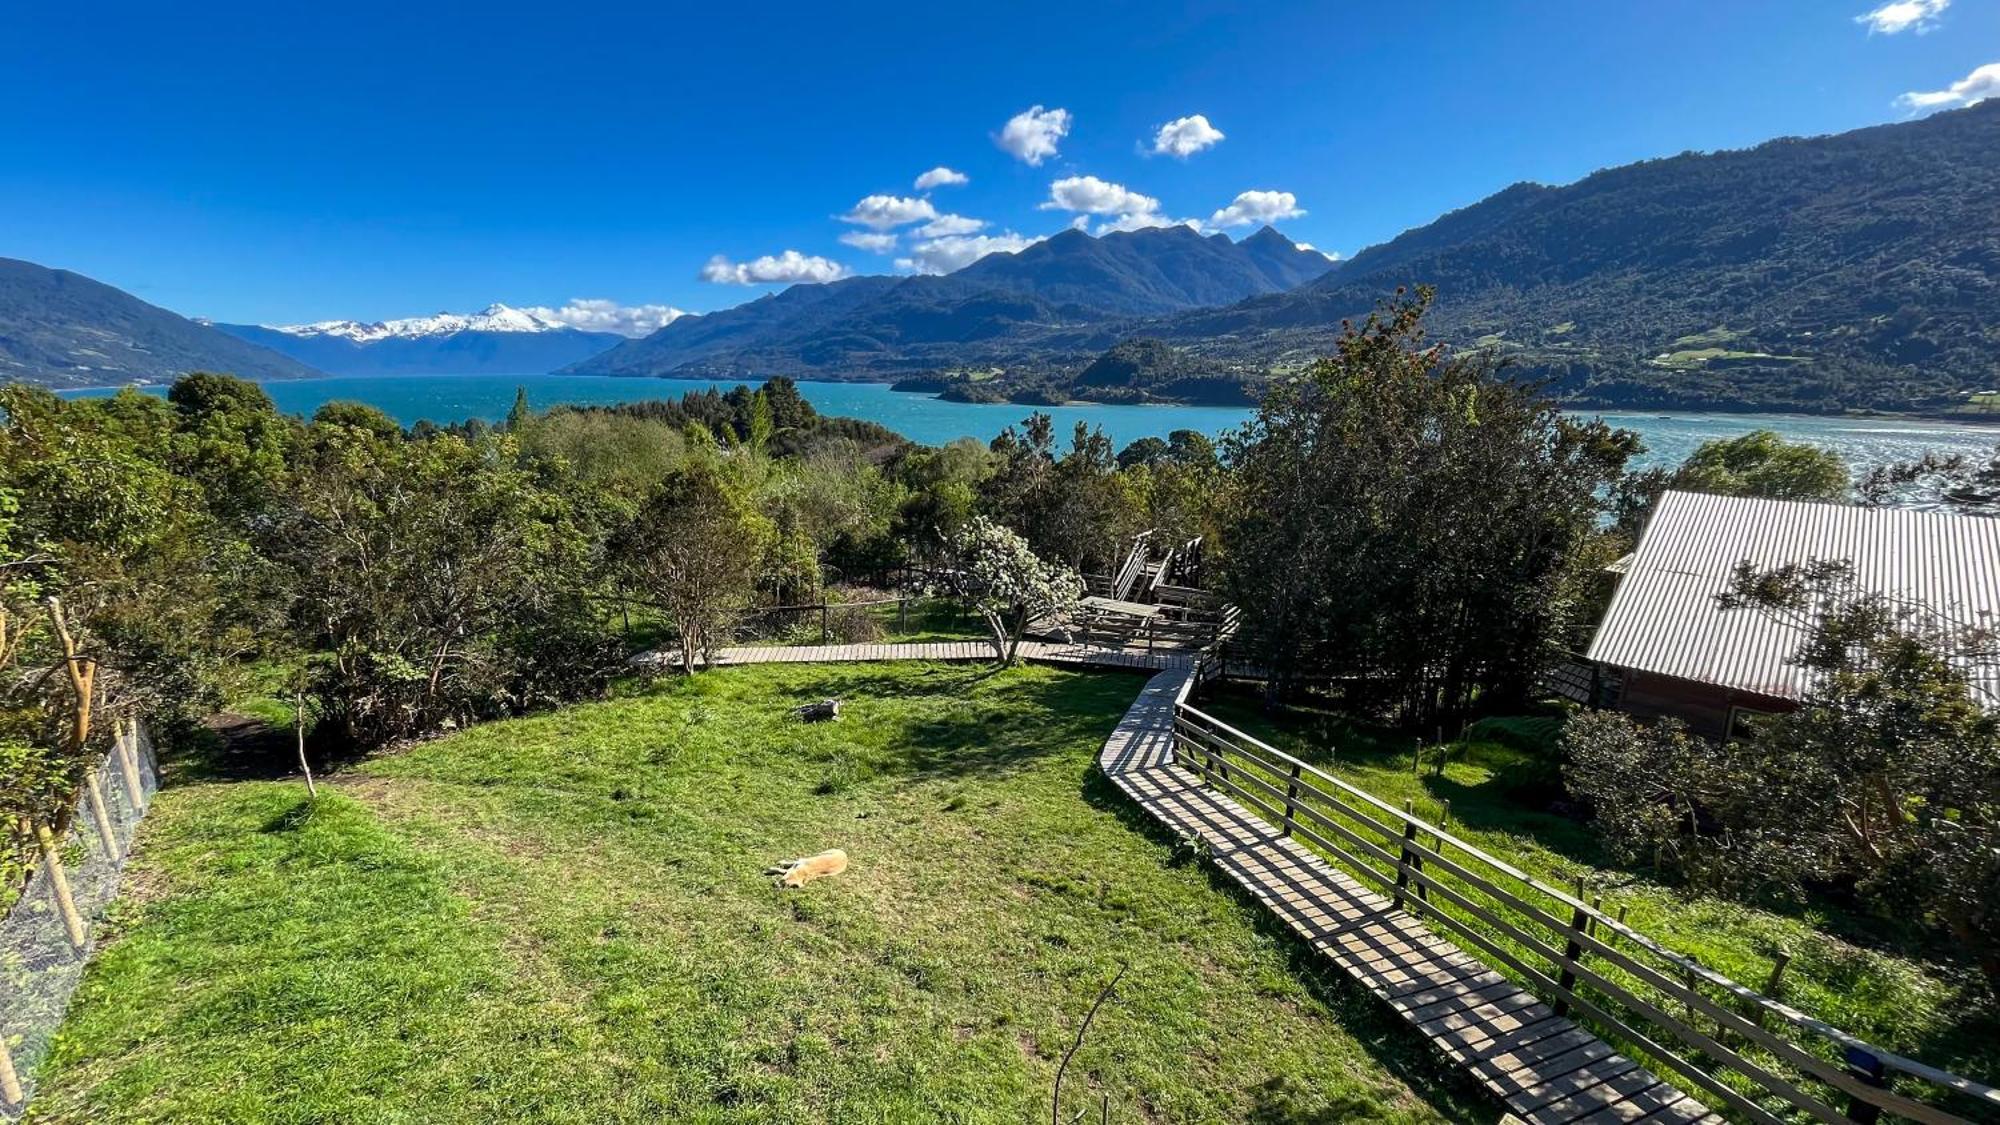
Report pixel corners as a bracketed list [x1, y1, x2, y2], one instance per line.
[667, 643, 1718, 1123]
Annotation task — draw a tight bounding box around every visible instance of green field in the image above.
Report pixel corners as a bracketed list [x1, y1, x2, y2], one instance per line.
[30, 663, 1491, 1124]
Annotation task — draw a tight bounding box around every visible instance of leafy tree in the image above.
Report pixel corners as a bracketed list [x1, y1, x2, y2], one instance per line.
[614, 461, 773, 673]
[1614, 429, 1850, 537]
[1565, 560, 2000, 988]
[1221, 290, 1634, 728]
[945, 517, 1083, 664]
[266, 418, 614, 745]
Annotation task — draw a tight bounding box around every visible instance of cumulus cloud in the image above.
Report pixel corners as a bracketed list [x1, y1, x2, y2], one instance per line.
[1897, 61, 2000, 109]
[1149, 114, 1225, 158]
[914, 166, 969, 190]
[1208, 189, 1307, 229]
[1039, 175, 1162, 216]
[896, 232, 1041, 275]
[918, 214, 987, 237]
[1857, 0, 1948, 34]
[840, 194, 939, 230]
[997, 105, 1071, 166]
[699, 251, 851, 285]
[839, 231, 899, 254]
[1294, 242, 1341, 261]
[521, 298, 690, 337]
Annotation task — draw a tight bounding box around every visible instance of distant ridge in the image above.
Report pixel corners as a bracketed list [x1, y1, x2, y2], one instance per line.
[0, 257, 324, 389]
[563, 225, 1332, 379]
[216, 304, 629, 376]
[1152, 99, 2000, 411]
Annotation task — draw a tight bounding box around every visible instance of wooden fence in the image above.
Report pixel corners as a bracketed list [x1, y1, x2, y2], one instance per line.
[1168, 679, 1998, 1125]
[0, 721, 159, 1119]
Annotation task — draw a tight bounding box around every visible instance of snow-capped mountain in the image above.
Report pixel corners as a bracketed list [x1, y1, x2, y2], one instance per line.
[214, 303, 650, 376]
[274, 303, 581, 342]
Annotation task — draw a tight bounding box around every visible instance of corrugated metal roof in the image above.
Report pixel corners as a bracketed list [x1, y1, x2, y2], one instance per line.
[1585, 491, 2000, 703]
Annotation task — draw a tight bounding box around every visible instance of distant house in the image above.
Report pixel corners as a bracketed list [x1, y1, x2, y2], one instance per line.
[1584, 490, 2000, 738]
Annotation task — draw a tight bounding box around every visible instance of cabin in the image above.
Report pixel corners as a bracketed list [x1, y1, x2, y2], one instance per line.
[1584, 490, 2000, 739]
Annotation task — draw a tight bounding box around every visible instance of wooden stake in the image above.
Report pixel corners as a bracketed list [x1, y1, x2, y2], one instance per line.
[295, 672, 317, 799]
[0, 1033, 24, 1111]
[83, 770, 121, 861]
[35, 822, 87, 953]
[113, 721, 145, 815]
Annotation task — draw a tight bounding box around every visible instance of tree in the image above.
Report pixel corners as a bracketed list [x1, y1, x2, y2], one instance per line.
[614, 461, 773, 673]
[266, 417, 614, 744]
[946, 517, 1083, 664]
[1221, 289, 1635, 727]
[1565, 560, 2000, 988]
[1614, 429, 1850, 538]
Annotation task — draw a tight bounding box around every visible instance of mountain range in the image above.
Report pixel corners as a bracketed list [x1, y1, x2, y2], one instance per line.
[0, 257, 323, 389]
[574, 100, 2000, 414]
[566, 225, 1334, 379]
[3, 101, 1995, 413]
[215, 305, 629, 376]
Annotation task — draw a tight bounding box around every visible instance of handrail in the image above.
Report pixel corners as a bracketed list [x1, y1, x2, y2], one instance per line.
[1171, 661, 1999, 1123]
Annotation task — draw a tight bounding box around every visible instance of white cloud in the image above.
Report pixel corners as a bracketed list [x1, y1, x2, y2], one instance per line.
[520, 298, 690, 337]
[1208, 189, 1307, 229]
[914, 166, 969, 190]
[896, 232, 1042, 275]
[1039, 175, 1162, 216]
[839, 231, 899, 254]
[1857, 0, 1948, 34]
[917, 213, 987, 237]
[699, 251, 851, 285]
[1149, 114, 1225, 158]
[1897, 61, 2000, 109]
[996, 105, 1071, 166]
[1293, 241, 1341, 262]
[840, 193, 939, 230]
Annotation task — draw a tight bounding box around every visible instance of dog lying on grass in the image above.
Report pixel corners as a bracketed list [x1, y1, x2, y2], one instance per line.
[766, 848, 849, 888]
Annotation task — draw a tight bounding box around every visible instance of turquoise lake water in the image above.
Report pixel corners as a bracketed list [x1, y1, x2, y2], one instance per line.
[64, 372, 1999, 475]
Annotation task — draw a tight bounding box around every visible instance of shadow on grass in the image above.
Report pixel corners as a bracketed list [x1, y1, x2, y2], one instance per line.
[770, 663, 1149, 784]
[1078, 767, 1504, 1125]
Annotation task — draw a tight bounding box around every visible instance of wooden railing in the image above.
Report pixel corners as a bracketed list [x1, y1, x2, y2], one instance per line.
[1167, 675, 1998, 1125]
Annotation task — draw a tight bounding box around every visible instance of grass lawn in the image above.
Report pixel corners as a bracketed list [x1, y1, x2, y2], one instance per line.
[1194, 687, 2000, 1088]
[29, 663, 1492, 1124]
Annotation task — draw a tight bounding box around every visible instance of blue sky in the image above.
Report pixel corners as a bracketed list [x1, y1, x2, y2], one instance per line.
[2, 0, 1995, 331]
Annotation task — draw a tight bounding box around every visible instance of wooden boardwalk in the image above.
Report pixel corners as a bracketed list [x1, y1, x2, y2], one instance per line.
[649, 640, 1193, 673]
[677, 643, 1718, 1123]
[1101, 664, 1717, 1125]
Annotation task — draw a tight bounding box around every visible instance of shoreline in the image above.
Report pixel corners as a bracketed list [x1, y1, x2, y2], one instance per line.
[46, 372, 2000, 432]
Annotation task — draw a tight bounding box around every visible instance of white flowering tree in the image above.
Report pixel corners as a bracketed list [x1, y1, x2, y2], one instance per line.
[948, 517, 1085, 665]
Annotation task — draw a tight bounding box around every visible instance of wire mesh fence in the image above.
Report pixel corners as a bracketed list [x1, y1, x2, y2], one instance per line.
[0, 721, 158, 1119]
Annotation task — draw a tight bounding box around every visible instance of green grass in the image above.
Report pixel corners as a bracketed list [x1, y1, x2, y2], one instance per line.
[31, 663, 1490, 1123]
[1194, 688, 2000, 1088]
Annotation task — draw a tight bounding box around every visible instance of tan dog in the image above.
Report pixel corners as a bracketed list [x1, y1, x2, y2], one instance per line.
[767, 848, 848, 888]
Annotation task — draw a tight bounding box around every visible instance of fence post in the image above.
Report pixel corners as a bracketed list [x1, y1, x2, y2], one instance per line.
[0, 1035, 22, 1114]
[820, 606, 829, 645]
[114, 721, 146, 815]
[1281, 762, 1301, 838]
[1553, 901, 1589, 1017]
[35, 821, 88, 954]
[1844, 1047, 1887, 1125]
[1392, 804, 1420, 913]
[83, 771, 121, 861]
